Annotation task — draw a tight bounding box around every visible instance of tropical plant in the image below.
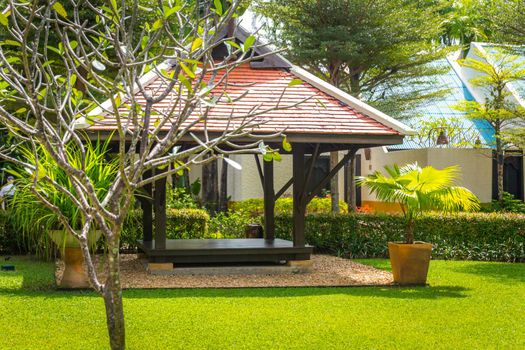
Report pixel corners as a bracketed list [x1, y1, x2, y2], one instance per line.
[357, 163, 480, 244]
[8, 137, 118, 254]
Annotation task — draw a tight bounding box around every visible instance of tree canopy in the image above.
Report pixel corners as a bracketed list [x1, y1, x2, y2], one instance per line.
[254, 0, 451, 115]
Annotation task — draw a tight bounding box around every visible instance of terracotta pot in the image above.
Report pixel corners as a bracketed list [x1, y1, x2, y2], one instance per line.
[388, 241, 432, 285]
[48, 230, 101, 289]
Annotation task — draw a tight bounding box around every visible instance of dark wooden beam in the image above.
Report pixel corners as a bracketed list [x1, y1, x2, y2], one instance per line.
[307, 149, 357, 203]
[154, 167, 167, 250]
[254, 154, 264, 188]
[142, 170, 153, 242]
[275, 178, 293, 200]
[275, 152, 319, 200]
[303, 144, 320, 202]
[263, 160, 275, 241]
[292, 144, 306, 247]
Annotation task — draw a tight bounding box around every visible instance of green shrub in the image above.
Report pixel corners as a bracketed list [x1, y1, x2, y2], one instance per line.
[166, 208, 209, 239]
[209, 211, 258, 239]
[230, 197, 348, 217]
[119, 210, 143, 252]
[0, 210, 20, 254]
[274, 212, 525, 262]
[483, 192, 525, 214]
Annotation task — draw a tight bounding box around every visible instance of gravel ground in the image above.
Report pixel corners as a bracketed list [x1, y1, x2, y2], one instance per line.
[57, 254, 393, 288]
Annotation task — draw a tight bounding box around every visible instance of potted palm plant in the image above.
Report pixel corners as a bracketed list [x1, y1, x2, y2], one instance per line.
[357, 163, 479, 285]
[10, 138, 117, 288]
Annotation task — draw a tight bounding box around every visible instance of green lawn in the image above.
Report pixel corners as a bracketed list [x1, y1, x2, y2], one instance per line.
[0, 257, 524, 349]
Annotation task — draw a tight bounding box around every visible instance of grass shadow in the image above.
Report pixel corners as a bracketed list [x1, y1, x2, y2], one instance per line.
[453, 261, 525, 284]
[121, 284, 470, 300]
[0, 284, 470, 301]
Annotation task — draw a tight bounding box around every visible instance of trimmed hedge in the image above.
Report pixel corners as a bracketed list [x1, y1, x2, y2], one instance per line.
[274, 212, 525, 262]
[166, 208, 209, 239]
[230, 197, 349, 216]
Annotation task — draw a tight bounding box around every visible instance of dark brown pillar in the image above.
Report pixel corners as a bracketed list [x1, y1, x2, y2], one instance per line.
[142, 170, 153, 242]
[154, 167, 167, 249]
[292, 145, 306, 247]
[263, 159, 275, 241]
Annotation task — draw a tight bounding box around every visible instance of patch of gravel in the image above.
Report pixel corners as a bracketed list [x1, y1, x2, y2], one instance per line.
[57, 254, 393, 288]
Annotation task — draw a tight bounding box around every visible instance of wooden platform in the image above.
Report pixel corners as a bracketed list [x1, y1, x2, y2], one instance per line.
[137, 238, 313, 264]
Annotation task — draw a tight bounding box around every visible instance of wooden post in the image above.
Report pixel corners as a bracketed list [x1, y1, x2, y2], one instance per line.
[292, 145, 306, 247]
[142, 170, 153, 242]
[347, 151, 357, 212]
[263, 159, 275, 241]
[154, 167, 167, 250]
[330, 151, 340, 213]
[219, 157, 229, 212]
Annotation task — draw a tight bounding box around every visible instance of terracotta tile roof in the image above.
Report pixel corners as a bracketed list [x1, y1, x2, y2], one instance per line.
[89, 64, 400, 136]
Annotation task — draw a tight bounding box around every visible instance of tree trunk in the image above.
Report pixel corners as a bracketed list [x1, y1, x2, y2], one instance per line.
[219, 157, 228, 212]
[202, 157, 219, 214]
[495, 124, 504, 204]
[103, 238, 125, 350]
[346, 152, 356, 212]
[330, 151, 339, 213]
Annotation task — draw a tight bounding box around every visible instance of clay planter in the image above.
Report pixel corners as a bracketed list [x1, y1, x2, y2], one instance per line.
[48, 230, 101, 289]
[388, 241, 432, 285]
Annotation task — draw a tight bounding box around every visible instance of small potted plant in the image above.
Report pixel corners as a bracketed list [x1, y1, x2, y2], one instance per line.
[357, 163, 479, 285]
[10, 139, 117, 288]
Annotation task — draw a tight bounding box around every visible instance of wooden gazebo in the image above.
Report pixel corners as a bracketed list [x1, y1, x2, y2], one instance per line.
[88, 28, 412, 268]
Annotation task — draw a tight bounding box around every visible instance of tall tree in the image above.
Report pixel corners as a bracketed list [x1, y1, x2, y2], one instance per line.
[439, 0, 494, 47]
[254, 0, 450, 211]
[487, 0, 525, 45]
[454, 48, 525, 203]
[0, 1, 293, 348]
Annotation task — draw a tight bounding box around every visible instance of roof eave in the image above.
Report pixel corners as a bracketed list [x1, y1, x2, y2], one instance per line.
[289, 66, 415, 136]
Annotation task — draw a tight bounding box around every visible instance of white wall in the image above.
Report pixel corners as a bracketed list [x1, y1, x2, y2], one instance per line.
[189, 152, 347, 201]
[359, 147, 495, 203]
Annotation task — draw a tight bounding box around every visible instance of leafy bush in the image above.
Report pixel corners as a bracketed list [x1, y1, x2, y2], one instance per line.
[166, 208, 209, 239]
[230, 197, 348, 217]
[166, 180, 201, 209]
[0, 210, 20, 254]
[274, 212, 525, 262]
[119, 210, 143, 252]
[209, 211, 258, 239]
[483, 192, 525, 214]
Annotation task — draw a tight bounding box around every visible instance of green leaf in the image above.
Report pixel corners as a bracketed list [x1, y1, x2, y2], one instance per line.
[191, 38, 203, 52]
[141, 36, 149, 50]
[263, 153, 273, 162]
[164, 6, 181, 18]
[282, 136, 292, 152]
[53, 2, 68, 19]
[0, 12, 9, 27]
[213, 0, 223, 15]
[114, 94, 122, 108]
[178, 73, 193, 93]
[288, 79, 303, 87]
[180, 62, 195, 79]
[151, 19, 163, 32]
[110, 0, 118, 12]
[226, 40, 241, 50]
[1, 40, 20, 47]
[15, 107, 27, 114]
[243, 35, 256, 52]
[272, 152, 282, 162]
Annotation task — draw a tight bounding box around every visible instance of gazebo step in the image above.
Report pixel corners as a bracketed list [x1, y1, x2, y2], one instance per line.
[137, 238, 313, 264]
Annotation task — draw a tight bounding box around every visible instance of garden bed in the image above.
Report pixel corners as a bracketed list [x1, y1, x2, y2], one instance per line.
[55, 254, 393, 288]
